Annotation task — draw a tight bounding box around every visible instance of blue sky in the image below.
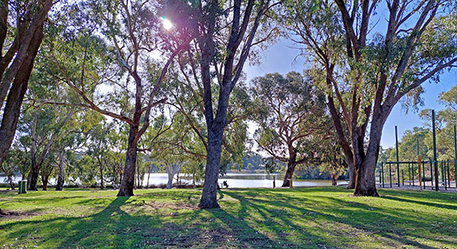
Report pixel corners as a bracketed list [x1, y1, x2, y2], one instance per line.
[244, 39, 456, 149]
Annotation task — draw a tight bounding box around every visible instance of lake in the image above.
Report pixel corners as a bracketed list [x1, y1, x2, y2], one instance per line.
[2, 173, 347, 188]
[143, 172, 347, 188]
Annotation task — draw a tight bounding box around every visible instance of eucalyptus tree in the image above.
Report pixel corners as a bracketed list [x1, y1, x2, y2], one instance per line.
[37, 0, 192, 196]
[169, 0, 279, 208]
[283, 0, 457, 196]
[18, 105, 80, 190]
[164, 67, 252, 175]
[0, 0, 56, 170]
[250, 72, 330, 186]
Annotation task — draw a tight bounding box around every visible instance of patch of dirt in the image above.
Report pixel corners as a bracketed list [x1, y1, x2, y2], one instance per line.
[128, 200, 199, 212]
[0, 209, 37, 219]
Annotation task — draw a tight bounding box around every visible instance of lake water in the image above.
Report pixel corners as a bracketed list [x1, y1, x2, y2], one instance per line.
[2, 173, 346, 188]
[143, 172, 346, 188]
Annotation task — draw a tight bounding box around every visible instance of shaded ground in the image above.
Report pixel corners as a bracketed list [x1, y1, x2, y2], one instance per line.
[0, 187, 456, 248]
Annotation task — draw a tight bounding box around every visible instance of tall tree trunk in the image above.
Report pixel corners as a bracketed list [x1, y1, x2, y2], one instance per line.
[346, 161, 356, 189]
[56, 152, 65, 191]
[0, 0, 52, 171]
[353, 114, 384, 196]
[27, 163, 40, 191]
[166, 167, 174, 189]
[97, 157, 104, 190]
[199, 124, 224, 209]
[282, 161, 297, 187]
[117, 126, 138, 196]
[7, 175, 15, 190]
[42, 174, 49, 191]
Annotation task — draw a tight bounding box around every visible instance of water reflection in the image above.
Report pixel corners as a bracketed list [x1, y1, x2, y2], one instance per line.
[1, 173, 346, 188]
[142, 173, 346, 188]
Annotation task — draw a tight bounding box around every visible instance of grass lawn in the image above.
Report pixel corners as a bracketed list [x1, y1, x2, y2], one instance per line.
[0, 187, 456, 248]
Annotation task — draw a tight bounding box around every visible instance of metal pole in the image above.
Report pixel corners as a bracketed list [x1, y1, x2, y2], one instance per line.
[382, 162, 385, 188]
[432, 110, 439, 191]
[389, 163, 392, 188]
[430, 160, 434, 188]
[408, 163, 411, 185]
[454, 125, 457, 188]
[412, 163, 415, 186]
[418, 156, 422, 190]
[395, 126, 400, 187]
[442, 161, 446, 190]
[447, 161, 451, 188]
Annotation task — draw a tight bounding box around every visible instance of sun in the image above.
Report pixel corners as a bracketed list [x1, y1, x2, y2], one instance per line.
[162, 17, 173, 30]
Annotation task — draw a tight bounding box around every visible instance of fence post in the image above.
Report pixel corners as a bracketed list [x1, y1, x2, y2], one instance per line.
[454, 125, 457, 188]
[432, 110, 439, 191]
[389, 163, 392, 188]
[418, 156, 422, 190]
[395, 126, 400, 187]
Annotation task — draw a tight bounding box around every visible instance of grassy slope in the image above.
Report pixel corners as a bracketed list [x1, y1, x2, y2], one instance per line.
[0, 187, 456, 249]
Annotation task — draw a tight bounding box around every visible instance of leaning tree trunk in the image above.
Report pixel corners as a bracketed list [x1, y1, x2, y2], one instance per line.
[56, 152, 65, 191]
[199, 123, 225, 209]
[0, 1, 51, 171]
[117, 126, 138, 196]
[282, 161, 298, 187]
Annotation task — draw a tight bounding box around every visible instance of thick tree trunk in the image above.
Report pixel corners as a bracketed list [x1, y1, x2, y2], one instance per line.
[166, 171, 174, 189]
[282, 161, 297, 187]
[199, 125, 224, 209]
[353, 116, 384, 196]
[42, 175, 49, 191]
[117, 126, 138, 196]
[56, 166, 65, 191]
[27, 164, 40, 191]
[56, 152, 65, 191]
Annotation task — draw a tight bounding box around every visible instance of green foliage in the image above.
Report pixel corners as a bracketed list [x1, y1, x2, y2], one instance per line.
[250, 72, 331, 165]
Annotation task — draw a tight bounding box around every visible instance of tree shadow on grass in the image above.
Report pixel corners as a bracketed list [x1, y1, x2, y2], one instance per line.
[224, 189, 456, 249]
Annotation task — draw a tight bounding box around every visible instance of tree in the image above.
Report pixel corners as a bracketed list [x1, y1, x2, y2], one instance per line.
[250, 72, 330, 186]
[0, 0, 55, 170]
[283, 0, 457, 196]
[37, 0, 191, 196]
[17, 106, 76, 190]
[174, 0, 278, 209]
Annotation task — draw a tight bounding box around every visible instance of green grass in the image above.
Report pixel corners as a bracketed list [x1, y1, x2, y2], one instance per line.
[1, 187, 456, 248]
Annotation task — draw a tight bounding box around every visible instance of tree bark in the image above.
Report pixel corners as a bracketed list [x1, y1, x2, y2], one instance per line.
[199, 124, 224, 208]
[42, 174, 49, 191]
[97, 157, 104, 190]
[0, 0, 52, 169]
[56, 152, 65, 191]
[331, 169, 340, 186]
[7, 175, 15, 190]
[282, 161, 297, 187]
[117, 126, 138, 196]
